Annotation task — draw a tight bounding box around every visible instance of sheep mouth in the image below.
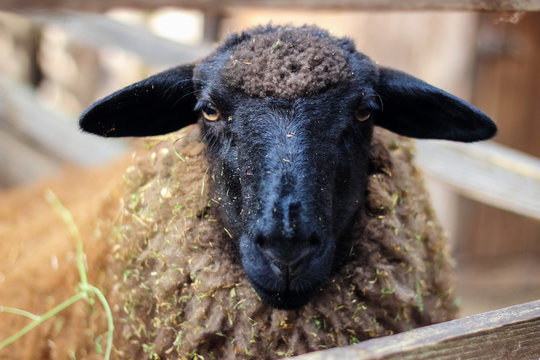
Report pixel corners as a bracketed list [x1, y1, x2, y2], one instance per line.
[239, 234, 334, 309]
[249, 277, 323, 310]
[247, 261, 331, 309]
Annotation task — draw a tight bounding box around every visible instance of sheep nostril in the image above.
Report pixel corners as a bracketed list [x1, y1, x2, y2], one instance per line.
[309, 233, 321, 248]
[255, 235, 265, 248]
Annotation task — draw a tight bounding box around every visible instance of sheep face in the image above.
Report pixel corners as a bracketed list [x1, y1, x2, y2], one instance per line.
[192, 28, 380, 309]
[80, 25, 496, 310]
[197, 90, 376, 309]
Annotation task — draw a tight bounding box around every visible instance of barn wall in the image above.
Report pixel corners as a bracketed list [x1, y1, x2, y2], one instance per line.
[458, 12, 540, 260]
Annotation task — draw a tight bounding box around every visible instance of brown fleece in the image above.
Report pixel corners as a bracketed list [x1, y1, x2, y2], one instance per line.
[221, 26, 352, 99]
[109, 125, 456, 359]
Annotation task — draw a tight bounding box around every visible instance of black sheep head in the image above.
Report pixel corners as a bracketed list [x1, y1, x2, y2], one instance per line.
[80, 25, 496, 309]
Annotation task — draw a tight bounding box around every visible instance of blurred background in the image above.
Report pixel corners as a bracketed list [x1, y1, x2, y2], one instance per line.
[0, 2, 539, 317]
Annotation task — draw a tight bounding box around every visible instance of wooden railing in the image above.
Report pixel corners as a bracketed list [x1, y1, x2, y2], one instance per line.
[416, 140, 540, 221]
[293, 300, 540, 360]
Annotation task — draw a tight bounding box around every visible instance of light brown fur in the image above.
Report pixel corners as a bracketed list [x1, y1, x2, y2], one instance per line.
[0, 158, 128, 359]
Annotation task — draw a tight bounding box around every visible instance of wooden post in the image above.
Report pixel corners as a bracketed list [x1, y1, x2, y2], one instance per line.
[203, 11, 224, 43]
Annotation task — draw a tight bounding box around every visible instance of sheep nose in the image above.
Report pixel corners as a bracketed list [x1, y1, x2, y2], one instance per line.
[263, 246, 311, 280]
[257, 235, 319, 280]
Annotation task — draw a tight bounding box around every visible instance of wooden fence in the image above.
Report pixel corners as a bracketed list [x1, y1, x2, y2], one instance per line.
[294, 300, 540, 360]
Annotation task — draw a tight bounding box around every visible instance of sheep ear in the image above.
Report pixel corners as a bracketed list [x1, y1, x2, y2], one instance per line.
[374, 67, 496, 142]
[80, 64, 198, 137]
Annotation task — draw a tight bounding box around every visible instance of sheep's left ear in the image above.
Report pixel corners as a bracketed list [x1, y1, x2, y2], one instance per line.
[80, 64, 198, 137]
[375, 67, 496, 142]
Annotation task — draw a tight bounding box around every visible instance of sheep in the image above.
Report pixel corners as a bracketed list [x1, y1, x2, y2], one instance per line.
[80, 24, 495, 305]
[0, 24, 496, 359]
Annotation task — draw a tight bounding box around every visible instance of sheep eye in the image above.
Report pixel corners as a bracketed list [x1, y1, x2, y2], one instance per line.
[201, 103, 221, 122]
[355, 108, 371, 122]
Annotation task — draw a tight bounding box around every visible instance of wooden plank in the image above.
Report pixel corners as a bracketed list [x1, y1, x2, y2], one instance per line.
[415, 140, 540, 221]
[291, 300, 540, 360]
[0, 77, 128, 166]
[24, 11, 213, 68]
[1, 0, 540, 11]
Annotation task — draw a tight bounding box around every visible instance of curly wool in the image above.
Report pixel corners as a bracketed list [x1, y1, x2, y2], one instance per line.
[108, 125, 456, 359]
[220, 25, 353, 99]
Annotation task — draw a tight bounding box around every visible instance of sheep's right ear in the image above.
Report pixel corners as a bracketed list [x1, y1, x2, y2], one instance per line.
[374, 67, 497, 142]
[80, 64, 198, 137]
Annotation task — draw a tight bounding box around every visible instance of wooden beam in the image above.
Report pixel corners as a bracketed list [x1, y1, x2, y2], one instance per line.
[0, 77, 128, 167]
[25, 11, 213, 68]
[1, 0, 539, 12]
[292, 300, 540, 360]
[415, 140, 540, 222]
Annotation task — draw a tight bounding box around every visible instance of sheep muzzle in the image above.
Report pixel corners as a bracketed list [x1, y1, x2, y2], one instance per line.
[239, 229, 335, 309]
